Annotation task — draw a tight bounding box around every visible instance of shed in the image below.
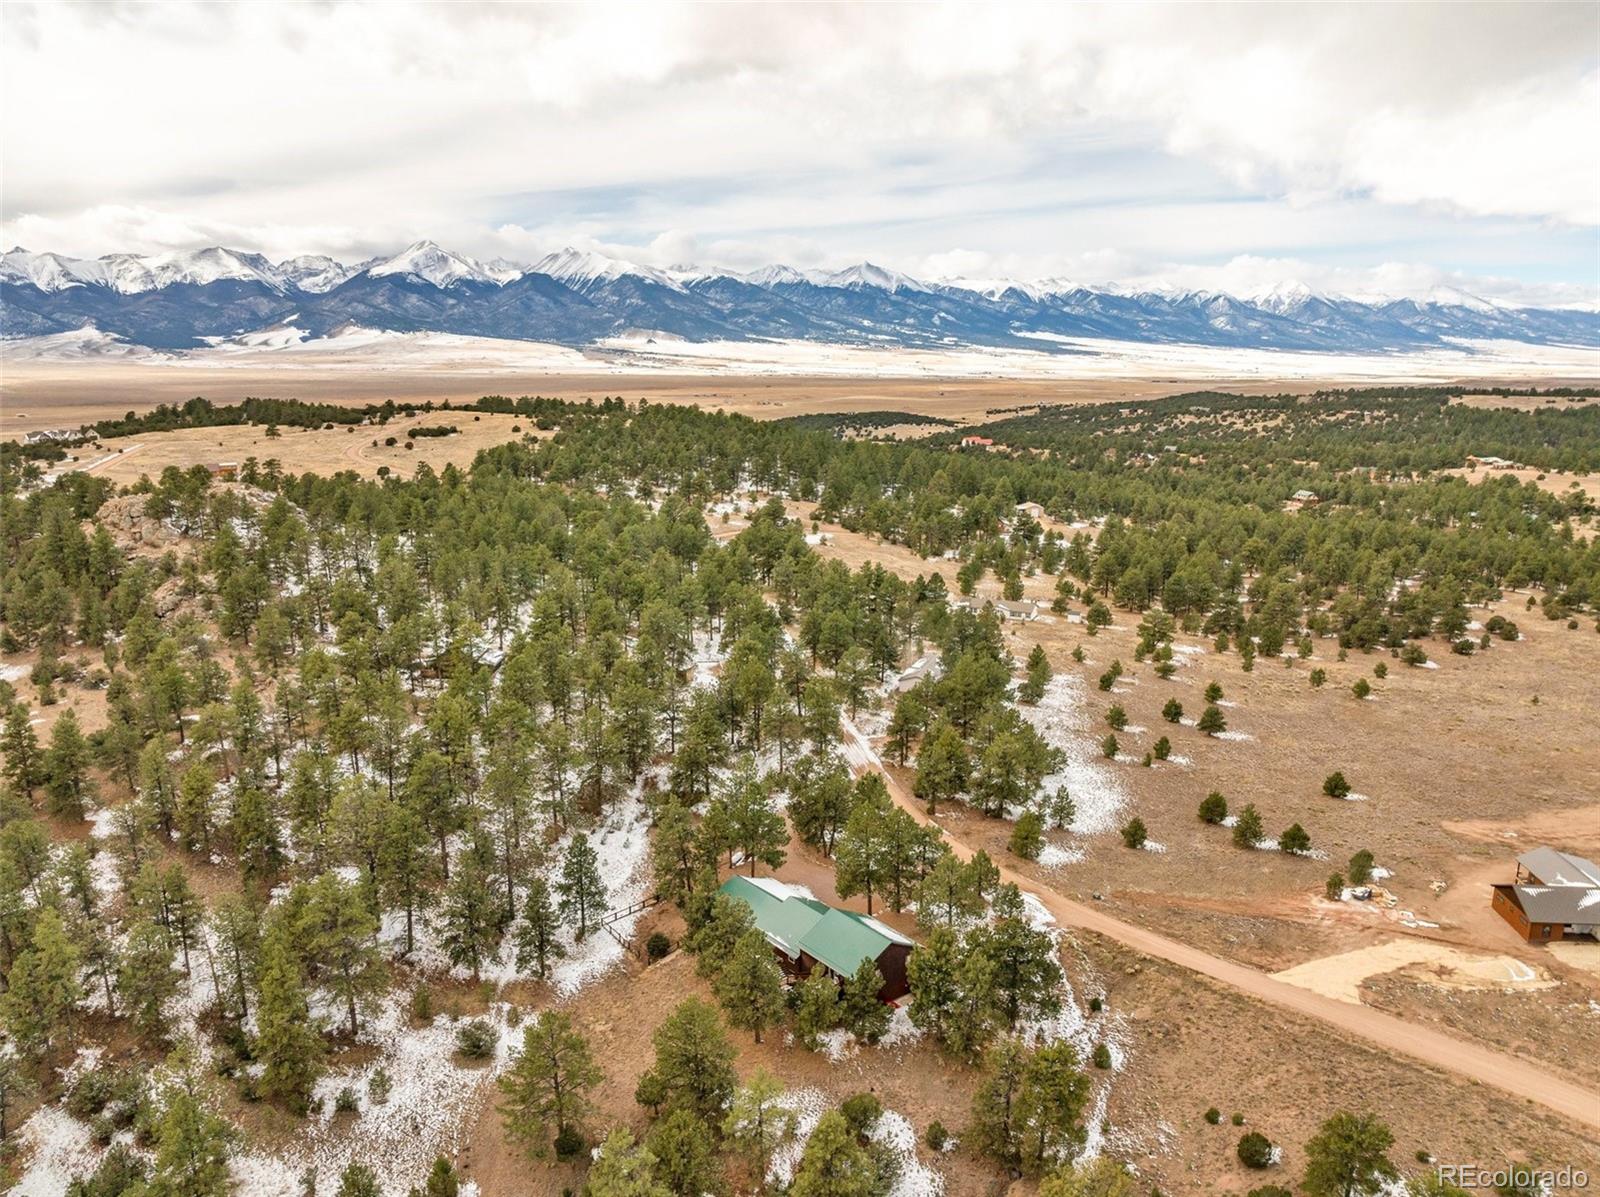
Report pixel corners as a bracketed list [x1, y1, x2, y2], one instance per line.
[1491, 847, 1600, 942]
[719, 875, 915, 1001]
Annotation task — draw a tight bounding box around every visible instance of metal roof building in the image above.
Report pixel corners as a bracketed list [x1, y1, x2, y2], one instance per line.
[1491, 847, 1600, 942]
[719, 875, 915, 1000]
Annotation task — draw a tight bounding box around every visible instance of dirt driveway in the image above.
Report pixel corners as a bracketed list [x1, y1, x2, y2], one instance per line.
[839, 717, 1600, 1132]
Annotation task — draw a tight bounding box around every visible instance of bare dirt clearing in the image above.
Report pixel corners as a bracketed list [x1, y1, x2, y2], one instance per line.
[1442, 462, 1600, 505]
[40, 412, 548, 486]
[1270, 939, 1557, 1004]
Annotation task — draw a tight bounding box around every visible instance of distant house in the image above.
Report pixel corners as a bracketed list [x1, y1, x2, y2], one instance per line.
[1467, 455, 1516, 470]
[1291, 489, 1319, 505]
[959, 435, 994, 449]
[1014, 501, 1046, 520]
[718, 875, 915, 1001]
[894, 653, 941, 692]
[23, 428, 75, 445]
[205, 461, 240, 480]
[995, 599, 1039, 622]
[1491, 847, 1600, 942]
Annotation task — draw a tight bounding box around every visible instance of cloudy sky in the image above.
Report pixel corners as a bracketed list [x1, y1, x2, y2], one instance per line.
[3, 1, 1597, 303]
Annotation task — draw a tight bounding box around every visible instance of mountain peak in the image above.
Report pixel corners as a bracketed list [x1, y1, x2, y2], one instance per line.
[530, 246, 682, 291]
[819, 262, 926, 292]
[742, 264, 808, 287]
[366, 242, 500, 288]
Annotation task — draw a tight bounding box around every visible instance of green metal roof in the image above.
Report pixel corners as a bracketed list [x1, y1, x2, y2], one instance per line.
[718, 875, 911, 977]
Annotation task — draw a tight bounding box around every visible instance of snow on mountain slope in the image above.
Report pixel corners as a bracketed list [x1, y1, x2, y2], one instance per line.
[741, 264, 809, 287]
[4, 241, 1598, 353]
[277, 255, 358, 293]
[530, 246, 684, 291]
[363, 240, 505, 288]
[815, 261, 928, 292]
[2, 246, 289, 293]
[1, 248, 99, 292]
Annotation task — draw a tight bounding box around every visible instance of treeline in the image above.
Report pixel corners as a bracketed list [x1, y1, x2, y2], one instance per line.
[73, 393, 630, 441]
[777, 410, 958, 436]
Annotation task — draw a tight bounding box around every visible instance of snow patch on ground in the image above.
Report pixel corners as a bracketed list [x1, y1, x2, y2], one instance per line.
[768, 1088, 832, 1188]
[870, 1108, 946, 1197]
[1214, 730, 1254, 742]
[1018, 675, 1131, 835]
[1038, 842, 1085, 869]
[817, 1027, 859, 1062]
[233, 997, 516, 1196]
[9, 1105, 106, 1197]
[878, 1003, 924, 1048]
[1013, 895, 1129, 1163]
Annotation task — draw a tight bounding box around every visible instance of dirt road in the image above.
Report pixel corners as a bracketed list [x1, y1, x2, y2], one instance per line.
[838, 718, 1600, 1131]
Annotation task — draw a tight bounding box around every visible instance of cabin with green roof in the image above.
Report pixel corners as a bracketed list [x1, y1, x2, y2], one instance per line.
[718, 874, 914, 1001]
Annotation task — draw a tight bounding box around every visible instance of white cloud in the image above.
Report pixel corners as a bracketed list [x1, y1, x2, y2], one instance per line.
[1, 2, 1594, 300]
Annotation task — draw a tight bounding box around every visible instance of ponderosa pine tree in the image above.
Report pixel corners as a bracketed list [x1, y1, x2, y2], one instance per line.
[0, 1050, 37, 1142]
[0, 905, 82, 1058]
[557, 832, 609, 939]
[439, 833, 501, 980]
[0, 703, 42, 798]
[117, 917, 180, 1042]
[147, 1085, 235, 1197]
[1015, 1042, 1091, 1175]
[336, 1161, 380, 1197]
[1039, 1158, 1138, 1197]
[254, 926, 323, 1112]
[514, 876, 565, 979]
[498, 1010, 602, 1160]
[1010, 811, 1045, 860]
[1301, 1111, 1397, 1197]
[302, 872, 386, 1038]
[650, 998, 738, 1121]
[1019, 644, 1051, 704]
[790, 1109, 876, 1197]
[906, 925, 963, 1043]
[42, 707, 95, 821]
[1232, 804, 1265, 849]
[587, 1129, 670, 1197]
[970, 1036, 1029, 1172]
[915, 853, 983, 929]
[378, 798, 436, 957]
[793, 970, 840, 1051]
[712, 760, 787, 877]
[723, 1068, 795, 1181]
[715, 929, 786, 1043]
[834, 794, 891, 915]
[211, 893, 261, 1023]
[980, 886, 1063, 1029]
[787, 753, 857, 856]
[840, 959, 891, 1043]
[646, 1108, 722, 1197]
[650, 801, 700, 906]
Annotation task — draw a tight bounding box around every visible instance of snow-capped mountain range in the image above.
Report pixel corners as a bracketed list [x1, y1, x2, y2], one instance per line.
[3, 241, 1596, 354]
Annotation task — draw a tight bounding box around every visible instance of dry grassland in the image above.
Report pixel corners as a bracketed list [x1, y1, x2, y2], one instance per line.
[43, 412, 547, 486]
